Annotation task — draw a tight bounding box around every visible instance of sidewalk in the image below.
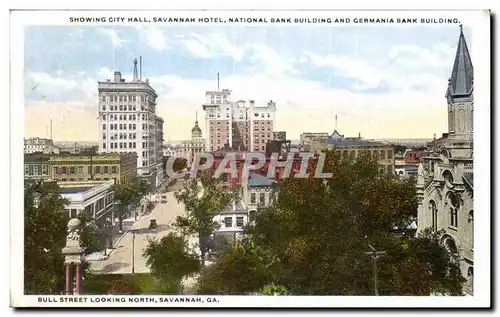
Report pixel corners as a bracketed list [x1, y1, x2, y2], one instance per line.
[85, 202, 153, 262]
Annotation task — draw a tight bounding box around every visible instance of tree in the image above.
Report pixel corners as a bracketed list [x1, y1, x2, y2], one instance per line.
[24, 180, 97, 294]
[108, 279, 140, 295]
[173, 171, 239, 265]
[112, 179, 149, 232]
[143, 233, 200, 293]
[197, 239, 277, 295]
[256, 284, 290, 295]
[77, 213, 105, 254]
[198, 151, 465, 295]
[24, 180, 68, 294]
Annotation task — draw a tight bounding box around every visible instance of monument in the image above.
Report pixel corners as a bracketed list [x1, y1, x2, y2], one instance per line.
[61, 218, 86, 295]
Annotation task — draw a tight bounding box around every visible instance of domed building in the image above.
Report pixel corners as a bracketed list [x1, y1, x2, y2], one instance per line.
[181, 112, 206, 165]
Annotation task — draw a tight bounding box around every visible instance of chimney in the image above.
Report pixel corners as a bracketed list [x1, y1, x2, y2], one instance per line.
[114, 71, 122, 82]
[358, 132, 361, 139]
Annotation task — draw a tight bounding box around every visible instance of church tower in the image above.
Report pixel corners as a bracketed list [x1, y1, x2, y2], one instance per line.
[446, 25, 474, 137]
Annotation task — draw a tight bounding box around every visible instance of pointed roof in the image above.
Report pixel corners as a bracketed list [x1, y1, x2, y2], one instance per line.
[447, 25, 473, 98]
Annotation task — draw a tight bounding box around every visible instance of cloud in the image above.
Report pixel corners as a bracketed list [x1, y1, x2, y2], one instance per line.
[182, 37, 212, 58]
[98, 28, 128, 47]
[24, 26, 462, 142]
[388, 43, 456, 69]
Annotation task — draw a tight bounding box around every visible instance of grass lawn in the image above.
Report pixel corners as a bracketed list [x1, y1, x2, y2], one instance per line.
[83, 273, 180, 295]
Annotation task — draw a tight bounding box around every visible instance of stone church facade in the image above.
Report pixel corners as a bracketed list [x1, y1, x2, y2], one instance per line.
[416, 26, 474, 295]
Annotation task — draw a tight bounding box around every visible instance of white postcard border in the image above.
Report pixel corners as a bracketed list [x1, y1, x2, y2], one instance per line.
[10, 9, 491, 308]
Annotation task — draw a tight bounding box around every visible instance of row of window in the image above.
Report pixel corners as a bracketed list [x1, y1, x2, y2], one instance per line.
[24, 164, 49, 176]
[101, 95, 151, 103]
[250, 192, 268, 205]
[429, 200, 474, 247]
[223, 216, 244, 228]
[102, 104, 154, 112]
[105, 142, 138, 149]
[103, 113, 155, 121]
[339, 149, 394, 160]
[54, 165, 118, 175]
[104, 132, 138, 140]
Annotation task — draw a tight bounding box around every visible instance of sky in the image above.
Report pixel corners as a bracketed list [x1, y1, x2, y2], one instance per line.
[24, 24, 471, 142]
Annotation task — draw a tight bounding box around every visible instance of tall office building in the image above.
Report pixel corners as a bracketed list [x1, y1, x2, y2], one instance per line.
[202, 87, 276, 152]
[97, 58, 164, 188]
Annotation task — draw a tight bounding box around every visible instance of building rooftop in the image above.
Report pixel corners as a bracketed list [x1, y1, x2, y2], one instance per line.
[324, 137, 389, 148]
[247, 173, 276, 187]
[447, 25, 474, 98]
[24, 154, 50, 163]
[58, 186, 95, 194]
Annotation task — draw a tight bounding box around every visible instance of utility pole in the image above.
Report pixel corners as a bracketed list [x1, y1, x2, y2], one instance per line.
[364, 242, 386, 296]
[131, 230, 136, 274]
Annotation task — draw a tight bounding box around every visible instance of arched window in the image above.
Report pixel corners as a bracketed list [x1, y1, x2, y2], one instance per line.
[467, 267, 474, 293]
[447, 192, 459, 227]
[349, 150, 355, 162]
[429, 200, 438, 231]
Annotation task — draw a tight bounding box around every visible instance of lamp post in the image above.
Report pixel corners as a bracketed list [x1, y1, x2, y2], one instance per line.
[103, 217, 113, 256]
[364, 242, 386, 296]
[131, 229, 136, 274]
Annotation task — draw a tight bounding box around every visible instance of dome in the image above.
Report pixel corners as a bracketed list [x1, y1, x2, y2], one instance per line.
[67, 218, 81, 230]
[191, 121, 202, 134]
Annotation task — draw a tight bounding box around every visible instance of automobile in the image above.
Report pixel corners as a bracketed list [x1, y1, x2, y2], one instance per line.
[160, 194, 167, 203]
[149, 219, 158, 230]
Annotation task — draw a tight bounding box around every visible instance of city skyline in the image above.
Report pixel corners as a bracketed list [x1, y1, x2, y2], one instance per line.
[24, 25, 471, 141]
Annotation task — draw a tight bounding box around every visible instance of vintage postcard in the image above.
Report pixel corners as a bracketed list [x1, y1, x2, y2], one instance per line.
[10, 9, 490, 308]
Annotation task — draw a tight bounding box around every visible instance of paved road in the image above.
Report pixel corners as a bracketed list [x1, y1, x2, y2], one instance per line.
[91, 183, 190, 274]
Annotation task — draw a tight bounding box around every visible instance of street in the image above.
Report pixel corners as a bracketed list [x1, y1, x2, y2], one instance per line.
[90, 182, 191, 274]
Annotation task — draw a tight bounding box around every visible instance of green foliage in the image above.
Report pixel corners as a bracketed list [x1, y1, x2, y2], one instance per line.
[199, 151, 465, 295]
[257, 283, 290, 295]
[24, 180, 68, 294]
[108, 279, 141, 295]
[112, 179, 149, 227]
[77, 213, 104, 254]
[143, 233, 200, 291]
[174, 172, 240, 238]
[24, 180, 94, 295]
[197, 239, 277, 295]
[83, 273, 173, 295]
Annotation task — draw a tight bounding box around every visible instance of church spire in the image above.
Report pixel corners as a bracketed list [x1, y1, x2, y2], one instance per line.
[447, 25, 473, 98]
[133, 58, 139, 82]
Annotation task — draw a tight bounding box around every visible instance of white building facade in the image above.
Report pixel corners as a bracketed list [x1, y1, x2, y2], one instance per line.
[97, 58, 164, 188]
[202, 89, 276, 152]
[416, 26, 474, 295]
[24, 137, 60, 154]
[59, 180, 115, 226]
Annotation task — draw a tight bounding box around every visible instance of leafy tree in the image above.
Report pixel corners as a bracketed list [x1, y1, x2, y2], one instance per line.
[112, 179, 149, 232]
[24, 180, 97, 294]
[256, 283, 290, 295]
[24, 180, 68, 294]
[143, 233, 200, 293]
[197, 239, 277, 295]
[199, 151, 465, 295]
[108, 279, 140, 295]
[77, 213, 105, 254]
[173, 171, 239, 264]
